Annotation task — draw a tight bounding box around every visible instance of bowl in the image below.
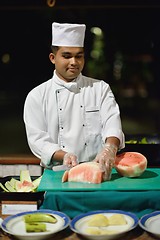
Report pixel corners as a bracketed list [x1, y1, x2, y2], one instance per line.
[139, 211, 160, 238]
[70, 210, 138, 240]
[1, 209, 70, 240]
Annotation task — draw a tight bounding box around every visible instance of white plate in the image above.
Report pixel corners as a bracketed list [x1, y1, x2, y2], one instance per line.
[1, 209, 70, 240]
[0, 217, 3, 228]
[70, 210, 138, 240]
[139, 211, 160, 237]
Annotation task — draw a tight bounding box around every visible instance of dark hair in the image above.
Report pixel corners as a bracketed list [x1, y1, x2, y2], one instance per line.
[51, 46, 59, 54]
[50, 45, 85, 57]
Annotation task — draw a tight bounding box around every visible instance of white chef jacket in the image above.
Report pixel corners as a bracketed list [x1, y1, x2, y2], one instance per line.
[23, 71, 125, 168]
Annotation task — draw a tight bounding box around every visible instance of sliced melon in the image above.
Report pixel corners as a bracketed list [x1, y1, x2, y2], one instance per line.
[20, 170, 32, 182]
[10, 178, 20, 189]
[0, 170, 42, 193]
[0, 183, 9, 192]
[85, 228, 101, 235]
[87, 214, 109, 227]
[15, 180, 34, 192]
[115, 152, 147, 177]
[5, 181, 17, 192]
[108, 214, 127, 225]
[32, 176, 42, 190]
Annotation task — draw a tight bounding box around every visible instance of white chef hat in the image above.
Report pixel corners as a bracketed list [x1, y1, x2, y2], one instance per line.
[52, 22, 86, 47]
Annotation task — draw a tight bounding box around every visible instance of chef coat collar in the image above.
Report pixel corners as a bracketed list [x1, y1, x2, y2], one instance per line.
[53, 70, 81, 93]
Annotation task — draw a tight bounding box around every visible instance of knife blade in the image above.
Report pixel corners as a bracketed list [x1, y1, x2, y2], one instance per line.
[52, 165, 71, 172]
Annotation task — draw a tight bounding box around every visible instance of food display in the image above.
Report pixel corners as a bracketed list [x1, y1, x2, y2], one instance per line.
[70, 210, 139, 239]
[0, 170, 42, 192]
[1, 210, 70, 240]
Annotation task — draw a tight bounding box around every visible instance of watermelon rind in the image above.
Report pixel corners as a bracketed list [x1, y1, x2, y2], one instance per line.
[20, 170, 32, 182]
[115, 152, 147, 178]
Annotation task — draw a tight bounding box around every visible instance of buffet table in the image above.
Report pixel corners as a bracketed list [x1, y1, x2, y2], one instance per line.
[1, 167, 160, 239]
[38, 168, 160, 219]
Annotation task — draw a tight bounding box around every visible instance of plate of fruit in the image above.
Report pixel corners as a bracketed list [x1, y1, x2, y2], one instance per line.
[70, 210, 138, 240]
[1, 209, 70, 240]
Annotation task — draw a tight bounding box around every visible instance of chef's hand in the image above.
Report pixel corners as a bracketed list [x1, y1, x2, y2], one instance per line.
[63, 152, 78, 168]
[93, 143, 118, 181]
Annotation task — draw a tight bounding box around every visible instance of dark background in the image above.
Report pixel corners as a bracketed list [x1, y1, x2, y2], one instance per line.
[0, 0, 160, 154]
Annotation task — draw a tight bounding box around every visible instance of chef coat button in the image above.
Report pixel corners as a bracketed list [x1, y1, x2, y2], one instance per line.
[61, 127, 63, 129]
[62, 146, 65, 148]
[85, 143, 87, 146]
[83, 124, 85, 127]
[80, 105, 83, 108]
[57, 91, 60, 93]
[60, 108, 62, 111]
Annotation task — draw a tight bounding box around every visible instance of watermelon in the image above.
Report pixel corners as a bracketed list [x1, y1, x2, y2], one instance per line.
[20, 169, 32, 182]
[62, 162, 103, 184]
[115, 152, 147, 177]
[0, 170, 42, 193]
[15, 180, 35, 192]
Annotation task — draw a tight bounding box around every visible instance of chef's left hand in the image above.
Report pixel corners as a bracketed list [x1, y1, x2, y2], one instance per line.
[63, 152, 78, 168]
[93, 143, 118, 180]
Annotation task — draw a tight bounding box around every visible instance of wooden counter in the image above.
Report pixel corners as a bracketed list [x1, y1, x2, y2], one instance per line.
[0, 226, 157, 240]
[0, 154, 40, 165]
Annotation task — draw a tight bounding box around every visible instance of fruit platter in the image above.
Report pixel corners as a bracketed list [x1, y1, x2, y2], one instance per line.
[0, 170, 44, 203]
[1, 209, 70, 240]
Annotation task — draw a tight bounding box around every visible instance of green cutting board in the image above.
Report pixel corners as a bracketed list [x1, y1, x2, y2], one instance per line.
[38, 168, 160, 192]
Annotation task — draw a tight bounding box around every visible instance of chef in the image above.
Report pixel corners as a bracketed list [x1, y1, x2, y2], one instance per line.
[23, 22, 125, 180]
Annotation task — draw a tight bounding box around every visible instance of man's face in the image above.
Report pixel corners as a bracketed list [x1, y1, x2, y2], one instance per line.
[50, 47, 85, 82]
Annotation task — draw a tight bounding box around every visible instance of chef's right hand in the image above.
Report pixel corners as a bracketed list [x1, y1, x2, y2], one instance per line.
[63, 152, 78, 168]
[93, 143, 118, 181]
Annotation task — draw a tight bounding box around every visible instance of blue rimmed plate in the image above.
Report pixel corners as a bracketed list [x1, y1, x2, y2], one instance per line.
[70, 210, 138, 240]
[0, 217, 3, 228]
[1, 209, 70, 240]
[139, 211, 160, 237]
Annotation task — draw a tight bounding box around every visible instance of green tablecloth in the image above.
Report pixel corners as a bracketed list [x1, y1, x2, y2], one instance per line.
[40, 190, 160, 219]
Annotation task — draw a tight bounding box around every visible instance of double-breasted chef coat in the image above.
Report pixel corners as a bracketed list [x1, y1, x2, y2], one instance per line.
[23, 71, 125, 168]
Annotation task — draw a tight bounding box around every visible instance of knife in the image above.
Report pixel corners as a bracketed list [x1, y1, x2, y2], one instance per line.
[52, 165, 71, 172]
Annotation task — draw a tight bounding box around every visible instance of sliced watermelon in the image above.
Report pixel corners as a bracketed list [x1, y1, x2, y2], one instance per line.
[5, 181, 17, 192]
[32, 176, 42, 191]
[10, 178, 20, 189]
[115, 152, 147, 177]
[15, 180, 35, 192]
[0, 183, 9, 192]
[62, 170, 69, 183]
[62, 162, 103, 184]
[20, 170, 32, 182]
[0, 170, 42, 193]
